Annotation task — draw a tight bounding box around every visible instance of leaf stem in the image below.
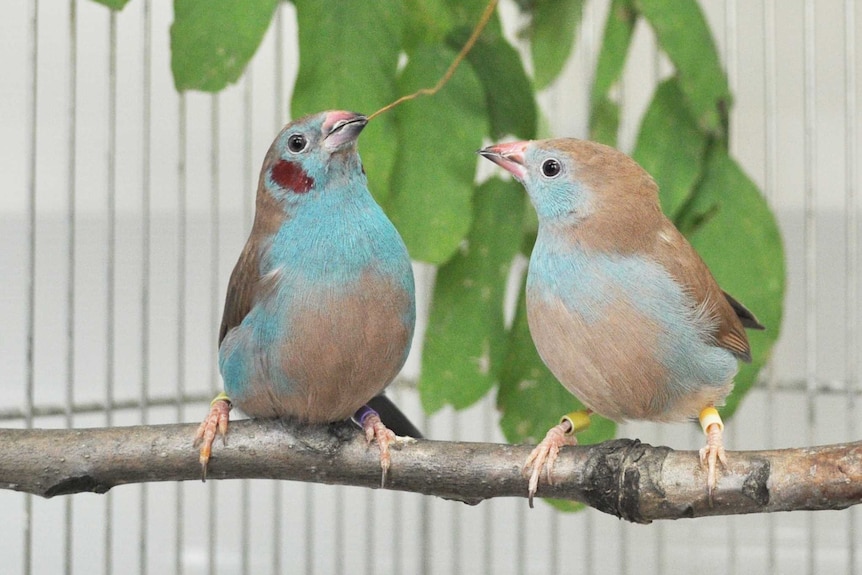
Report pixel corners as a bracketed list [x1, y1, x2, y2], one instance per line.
[367, 0, 499, 121]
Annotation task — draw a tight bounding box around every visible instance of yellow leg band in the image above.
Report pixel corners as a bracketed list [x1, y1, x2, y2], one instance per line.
[699, 406, 723, 434]
[210, 391, 232, 407]
[560, 411, 591, 435]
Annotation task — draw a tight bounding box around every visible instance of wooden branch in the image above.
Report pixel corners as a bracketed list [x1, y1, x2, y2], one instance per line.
[1, 420, 860, 523]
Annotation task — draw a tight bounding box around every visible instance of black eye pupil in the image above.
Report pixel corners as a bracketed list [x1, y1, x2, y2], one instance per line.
[542, 159, 561, 177]
[288, 134, 307, 153]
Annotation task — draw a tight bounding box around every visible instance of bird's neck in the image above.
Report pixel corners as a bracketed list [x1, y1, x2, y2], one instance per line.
[529, 225, 589, 291]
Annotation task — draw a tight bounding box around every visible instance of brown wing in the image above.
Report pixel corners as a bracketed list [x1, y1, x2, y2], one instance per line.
[650, 219, 756, 363]
[219, 185, 288, 346]
[219, 241, 258, 346]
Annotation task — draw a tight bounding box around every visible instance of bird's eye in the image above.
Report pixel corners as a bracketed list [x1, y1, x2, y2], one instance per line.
[541, 158, 561, 178]
[287, 134, 307, 153]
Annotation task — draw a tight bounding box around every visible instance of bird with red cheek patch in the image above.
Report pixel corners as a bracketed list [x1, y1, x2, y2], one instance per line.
[194, 111, 419, 483]
[480, 138, 764, 506]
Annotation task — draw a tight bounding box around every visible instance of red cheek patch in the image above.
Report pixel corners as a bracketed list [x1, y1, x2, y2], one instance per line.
[271, 160, 314, 194]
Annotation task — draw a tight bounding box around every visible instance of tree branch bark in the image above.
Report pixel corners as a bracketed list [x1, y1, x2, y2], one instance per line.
[1, 419, 859, 523]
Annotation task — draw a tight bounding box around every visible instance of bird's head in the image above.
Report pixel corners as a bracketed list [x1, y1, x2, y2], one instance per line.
[259, 110, 368, 206]
[479, 138, 658, 226]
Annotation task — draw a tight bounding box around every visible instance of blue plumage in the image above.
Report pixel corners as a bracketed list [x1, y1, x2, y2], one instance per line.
[196, 111, 416, 481]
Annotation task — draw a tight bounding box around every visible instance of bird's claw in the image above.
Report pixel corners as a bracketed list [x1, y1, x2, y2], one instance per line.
[697, 407, 727, 502]
[360, 411, 397, 487]
[524, 421, 577, 508]
[699, 422, 727, 502]
[193, 394, 232, 482]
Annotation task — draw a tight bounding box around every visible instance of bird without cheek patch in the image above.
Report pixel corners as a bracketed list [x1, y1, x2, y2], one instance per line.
[271, 160, 314, 194]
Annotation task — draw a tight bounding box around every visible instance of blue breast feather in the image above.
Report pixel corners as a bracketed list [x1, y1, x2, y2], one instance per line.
[219, 185, 415, 398]
[528, 233, 737, 391]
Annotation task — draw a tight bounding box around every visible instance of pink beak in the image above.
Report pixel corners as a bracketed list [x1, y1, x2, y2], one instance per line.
[478, 141, 529, 181]
[322, 110, 368, 150]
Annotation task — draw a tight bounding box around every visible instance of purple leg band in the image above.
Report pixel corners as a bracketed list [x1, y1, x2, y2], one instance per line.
[353, 404, 378, 426]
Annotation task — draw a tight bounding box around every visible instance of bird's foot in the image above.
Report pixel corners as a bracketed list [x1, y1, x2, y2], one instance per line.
[193, 392, 232, 482]
[698, 406, 727, 502]
[524, 411, 591, 508]
[355, 405, 397, 487]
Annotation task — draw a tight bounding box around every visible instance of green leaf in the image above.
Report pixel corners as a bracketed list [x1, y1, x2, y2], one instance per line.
[589, 96, 621, 147]
[403, 0, 451, 50]
[632, 77, 708, 219]
[530, 0, 585, 89]
[635, 0, 731, 134]
[402, 0, 494, 53]
[590, 0, 637, 105]
[521, 202, 539, 255]
[171, 0, 279, 92]
[498, 284, 617, 446]
[90, 0, 132, 9]
[588, 0, 636, 146]
[684, 147, 785, 419]
[448, 28, 537, 139]
[420, 179, 526, 413]
[386, 43, 486, 264]
[444, 0, 495, 29]
[291, 0, 403, 204]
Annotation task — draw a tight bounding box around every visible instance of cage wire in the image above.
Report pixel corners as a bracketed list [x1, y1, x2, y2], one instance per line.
[0, 0, 860, 574]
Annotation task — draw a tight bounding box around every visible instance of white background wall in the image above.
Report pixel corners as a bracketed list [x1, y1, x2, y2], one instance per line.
[0, 0, 860, 574]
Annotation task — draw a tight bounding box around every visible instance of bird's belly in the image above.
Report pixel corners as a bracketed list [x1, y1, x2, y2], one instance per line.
[527, 295, 734, 423]
[220, 276, 414, 423]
